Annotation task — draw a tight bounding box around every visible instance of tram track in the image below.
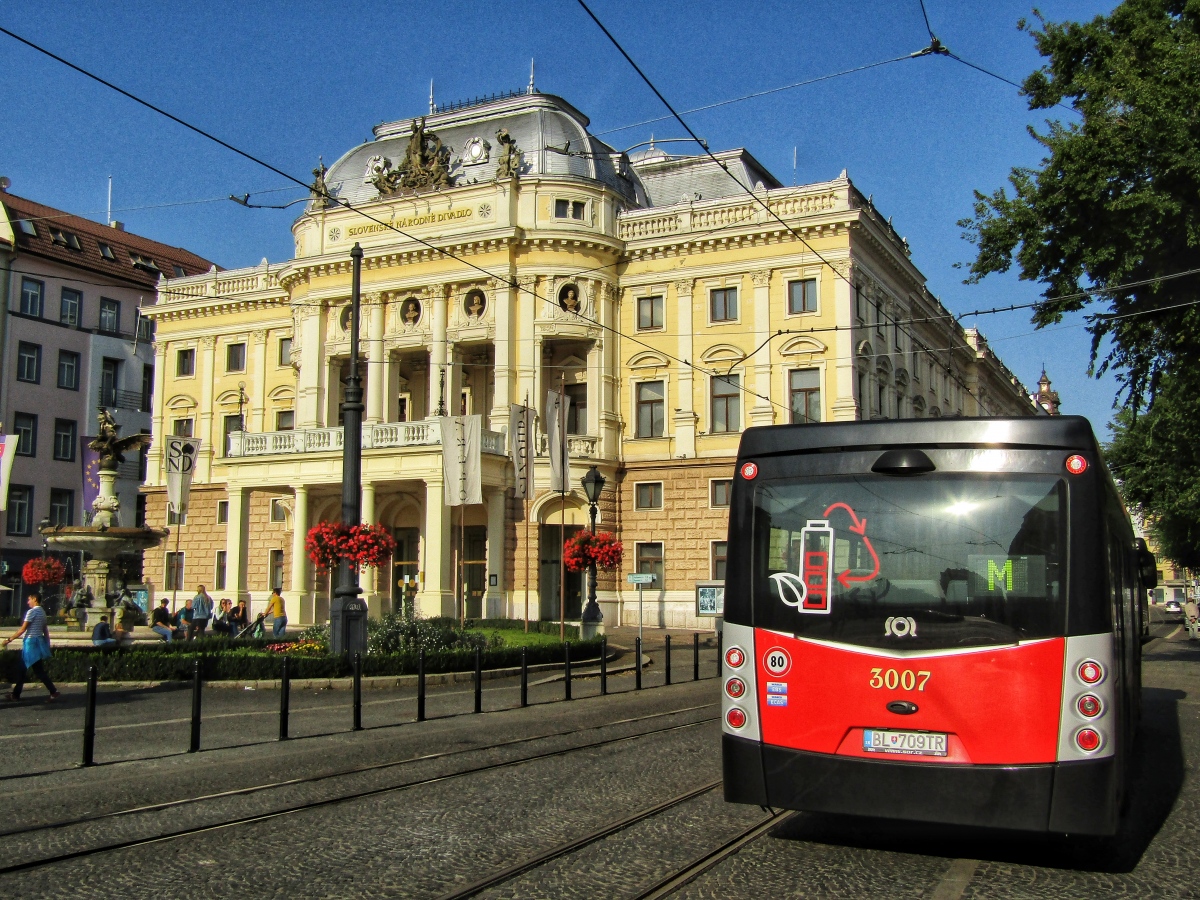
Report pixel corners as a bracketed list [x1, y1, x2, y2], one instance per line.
[0, 705, 719, 874]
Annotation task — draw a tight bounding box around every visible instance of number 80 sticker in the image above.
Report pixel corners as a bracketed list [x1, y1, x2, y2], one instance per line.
[763, 647, 791, 677]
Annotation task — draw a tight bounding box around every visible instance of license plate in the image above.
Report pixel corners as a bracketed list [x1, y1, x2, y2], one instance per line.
[863, 729, 948, 757]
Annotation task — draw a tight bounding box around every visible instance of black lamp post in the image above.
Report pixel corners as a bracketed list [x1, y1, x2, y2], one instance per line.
[580, 466, 605, 627]
[236, 381, 247, 430]
[331, 243, 368, 656]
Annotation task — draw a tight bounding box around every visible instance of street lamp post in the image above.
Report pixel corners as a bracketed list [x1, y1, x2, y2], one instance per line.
[331, 243, 368, 656]
[580, 466, 605, 638]
[236, 381, 247, 430]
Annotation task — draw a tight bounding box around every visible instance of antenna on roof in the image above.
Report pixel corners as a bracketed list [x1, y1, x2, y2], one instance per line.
[429, 79, 435, 115]
[107, 175, 113, 226]
[529, 58, 536, 94]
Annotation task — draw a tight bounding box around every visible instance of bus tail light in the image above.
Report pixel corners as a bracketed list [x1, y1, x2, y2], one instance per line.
[725, 677, 746, 699]
[1077, 695, 1102, 718]
[721, 622, 760, 741]
[725, 646, 745, 669]
[726, 708, 747, 729]
[1078, 660, 1104, 684]
[1058, 635, 1115, 761]
[1075, 728, 1102, 752]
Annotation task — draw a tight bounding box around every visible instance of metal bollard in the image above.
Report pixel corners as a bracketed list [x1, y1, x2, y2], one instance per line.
[80, 665, 98, 767]
[417, 649, 426, 722]
[189, 659, 202, 753]
[352, 652, 363, 732]
[635, 637, 642, 691]
[717, 630, 723, 676]
[693, 632, 700, 681]
[564, 642, 572, 701]
[600, 636, 608, 696]
[665, 634, 672, 685]
[474, 646, 482, 714]
[520, 647, 528, 708]
[279, 656, 291, 741]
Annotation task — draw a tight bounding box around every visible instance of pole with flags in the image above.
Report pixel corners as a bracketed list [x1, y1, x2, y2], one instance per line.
[510, 397, 535, 634]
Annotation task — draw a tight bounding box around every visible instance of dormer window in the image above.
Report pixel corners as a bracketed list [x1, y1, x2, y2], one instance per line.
[50, 229, 68, 246]
[131, 253, 160, 273]
[16, 219, 36, 237]
[98, 242, 117, 261]
[172, 265, 186, 277]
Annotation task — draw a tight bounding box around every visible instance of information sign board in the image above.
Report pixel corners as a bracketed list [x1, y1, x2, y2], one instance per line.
[696, 581, 725, 617]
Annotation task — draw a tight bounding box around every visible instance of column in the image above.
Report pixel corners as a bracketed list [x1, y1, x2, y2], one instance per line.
[516, 275, 538, 409]
[672, 279, 697, 457]
[296, 306, 323, 428]
[489, 277, 514, 433]
[417, 479, 453, 617]
[833, 261, 858, 421]
[586, 340, 601, 452]
[148, 342, 168, 485]
[380, 349, 393, 422]
[599, 283, 621, 459]
[485, 487, 506, 617]
[749, 270, 776, 426]
[366, 294, 385, 424]
[225, 486, 250, 606]
[362, 482, 381, 616]
[197, 336, 216, 481]
[250, 329, 268, 432]
[289, 485, 309, 618]
[429, 287, 448, 415]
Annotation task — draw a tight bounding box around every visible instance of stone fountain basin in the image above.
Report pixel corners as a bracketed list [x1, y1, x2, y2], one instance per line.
[42, 527, 169, 562]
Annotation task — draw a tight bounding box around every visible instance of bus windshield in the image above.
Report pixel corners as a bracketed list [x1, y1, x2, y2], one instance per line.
[751, 474, 1066, 650]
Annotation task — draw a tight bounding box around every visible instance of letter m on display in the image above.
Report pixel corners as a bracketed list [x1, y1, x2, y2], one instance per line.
[987, 558, 1013, 591]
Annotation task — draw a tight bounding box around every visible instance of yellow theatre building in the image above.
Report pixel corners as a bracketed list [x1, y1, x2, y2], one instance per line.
[142, 89, 1039, 628]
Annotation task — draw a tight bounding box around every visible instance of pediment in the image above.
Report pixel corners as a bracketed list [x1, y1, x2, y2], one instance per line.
[628, 351, 670, 370]
[166, 394, 197, 410]
[779, 336, 827, 356]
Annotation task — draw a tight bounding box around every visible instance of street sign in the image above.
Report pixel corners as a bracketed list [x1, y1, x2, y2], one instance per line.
[627, 573, 655, 584]
[696, 581, 725, 616]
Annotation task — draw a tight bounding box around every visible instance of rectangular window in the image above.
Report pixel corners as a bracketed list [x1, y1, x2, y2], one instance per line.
[99, 298, 120, 334]
[214, 551, 228, 591]
[53, 419, 76, 461]
[554, 198, 570, 218]
[855, 286, 865, 321]
[16, 219, 37, 237]
[572, 200, 586, 220]
[637, 295, 663, 330]
[16, 342, 41, 383]
[49, 488, 74, 527]
[711, 375, 741, 434]
[139, 446, 148, 481]
[710, 287, 738, 322]
[164, 552, 185, 591]
[136, 315, 154, 342]
[712, 540, 728, 581]
[98, 242, 116, 261]
[167, 506, 183, 526]
[176, 348, 195, 377]
[135, 495, 147, 528]
[789, 369, 821, 424]
[60, 288, 82, 326]
[787, 278, 817, 314]
[216, 500, 229, 525]
[100, 358, 121, 407]
[19, 278, 43, 316]
[565, 384, 587, 435]
[275, 410, 295, 431]
[141, 364, 154, 412]
[636, 542, 664, 588]
[57, 350, 80, 390]
[223, 414, 243, 455]
[711, 479, 732, 508]
[278, 337, 292, 367]
[269, 549, 285, 590]
[13, 413, 36, 456]
[173, 418, 194, 437]
[6, 486, 32, 536]
[270, 498, 288, 523]
[635, 482, 663, 510]
[172, 265, 187, 278]
[635, 380, 665, 438]
[226, 342, 246, 372]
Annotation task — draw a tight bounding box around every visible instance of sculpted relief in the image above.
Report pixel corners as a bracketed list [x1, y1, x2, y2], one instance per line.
[367, 118, 454, 195]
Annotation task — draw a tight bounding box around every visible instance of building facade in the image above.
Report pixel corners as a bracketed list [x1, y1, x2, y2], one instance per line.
[143, 91, 1038, 628]
[0, 184, 211, 609]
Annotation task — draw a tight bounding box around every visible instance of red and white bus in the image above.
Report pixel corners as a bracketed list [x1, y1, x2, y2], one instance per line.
[721, 417, 1155, 835]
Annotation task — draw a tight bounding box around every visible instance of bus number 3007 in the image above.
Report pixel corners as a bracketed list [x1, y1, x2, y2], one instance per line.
[869, 668, 931, 691]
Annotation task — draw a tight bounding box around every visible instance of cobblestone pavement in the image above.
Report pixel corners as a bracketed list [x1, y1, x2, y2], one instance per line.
[0, 612, 1197, 899]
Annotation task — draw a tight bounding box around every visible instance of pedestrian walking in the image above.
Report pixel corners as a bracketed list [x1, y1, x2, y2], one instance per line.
[190, 586, 213, 639]
[264, 588, 287, 638]
[1184, 598, 1199, 640]
[3, 593, 60, 702]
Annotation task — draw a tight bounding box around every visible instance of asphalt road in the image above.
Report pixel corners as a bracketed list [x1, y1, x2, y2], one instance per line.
[0, 612, 1195, 899]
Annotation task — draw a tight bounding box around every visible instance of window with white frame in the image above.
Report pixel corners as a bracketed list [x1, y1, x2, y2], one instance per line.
[710, 479, 732, 508]
[710, 286, 737, 322]
[19, 278, 43, 317]
[214, 551, 227, 591]
[711, 540, 728, 580]
[270, 498, 288, 523]
[269, 549, 285, 590]
[635, 482, 663, 510]
[636, 542, 664, 587]
[710, 375, 740, 433]
[165, 552, 185, 591]
[635, 381, 665, 438]
[6, 486, 32, 536]
[789, 369, 821, 424]
[58, 350, 80, 390]
[177, 348, 195, 377]
[16, 342, 41, 383]
[226, 342, 246, 372]
[216, 500, 229, 524]
[637, 295, 663, 330]
[787, 278, 817, 315]
[60, 288, 81, 326]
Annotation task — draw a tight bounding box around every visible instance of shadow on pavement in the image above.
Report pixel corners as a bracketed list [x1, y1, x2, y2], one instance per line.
[768, 685, 1185, 874]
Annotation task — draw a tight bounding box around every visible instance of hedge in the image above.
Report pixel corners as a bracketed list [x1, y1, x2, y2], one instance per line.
[0, 637, 603, 683]
[466, 618, 582, 640]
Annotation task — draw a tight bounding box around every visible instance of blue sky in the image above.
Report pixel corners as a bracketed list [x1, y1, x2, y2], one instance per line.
[1, 0, 1121, 428]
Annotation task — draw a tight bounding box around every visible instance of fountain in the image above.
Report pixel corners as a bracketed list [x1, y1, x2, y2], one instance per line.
[41, 408, 168, 602]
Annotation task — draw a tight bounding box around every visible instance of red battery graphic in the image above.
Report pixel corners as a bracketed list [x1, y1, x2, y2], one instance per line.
[799, 519, 834, 614]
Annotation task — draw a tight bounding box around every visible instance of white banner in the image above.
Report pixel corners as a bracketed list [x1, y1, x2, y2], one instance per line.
[546, 390, 570, 493]
[440, 415, 482, 506]
[509, 404, 536, 500]
[164, 435, 202, 523]
[0, 435, 16, 511]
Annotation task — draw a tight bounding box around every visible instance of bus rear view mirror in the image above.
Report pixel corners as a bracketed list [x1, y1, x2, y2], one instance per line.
[1136, 539, 1158, 589]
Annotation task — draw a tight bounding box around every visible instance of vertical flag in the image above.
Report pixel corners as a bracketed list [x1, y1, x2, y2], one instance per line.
[546, 390, 570, 493]
[81, 437, 101, 512]
[164, 435, 202, 523]
[509, 404, 535, 500]
[440, 415, 482, 506]
[0, 435, 16, 510]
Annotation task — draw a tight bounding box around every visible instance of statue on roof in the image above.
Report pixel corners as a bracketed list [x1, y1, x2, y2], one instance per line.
[310, 157, 333, 209]
[371, 117, 455, 195]
[494, 128, 522, 181]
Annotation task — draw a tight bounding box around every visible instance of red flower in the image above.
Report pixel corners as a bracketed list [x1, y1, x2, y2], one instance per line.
[306, 522, 396, 572]
[23, 557, 66, 586]
[563, 531, 623, 572]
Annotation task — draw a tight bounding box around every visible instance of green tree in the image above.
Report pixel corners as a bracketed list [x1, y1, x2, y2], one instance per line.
[960, 0, 1200, 408]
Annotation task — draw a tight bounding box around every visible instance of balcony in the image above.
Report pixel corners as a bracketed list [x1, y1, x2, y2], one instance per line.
[225, 421, 508, 459]
[98, 387, 149, 412]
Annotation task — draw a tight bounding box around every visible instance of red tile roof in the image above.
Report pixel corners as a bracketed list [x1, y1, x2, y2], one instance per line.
[0, 190, 216, 289]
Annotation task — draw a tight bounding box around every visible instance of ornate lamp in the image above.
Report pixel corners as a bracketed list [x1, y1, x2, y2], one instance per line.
[580, 466, 605, 631]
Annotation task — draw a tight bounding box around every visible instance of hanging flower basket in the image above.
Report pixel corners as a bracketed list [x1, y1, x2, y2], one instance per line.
[23, 557, 66, 586]
[564, 531, 624, 572]
[306, 522, 396, 573]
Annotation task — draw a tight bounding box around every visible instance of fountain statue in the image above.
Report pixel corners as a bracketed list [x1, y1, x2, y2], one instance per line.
[42, 408, 168, 602]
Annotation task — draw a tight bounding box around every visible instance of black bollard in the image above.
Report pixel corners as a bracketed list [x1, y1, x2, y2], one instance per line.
[80, 665, 98, 767]
[279, 656, 291, 741]
[520, 647, 528, 708]
[693, 632, 700, 682]
[635, 637, 643, 691]
[417, 649, 426, 722]
[474, 646, 482, 714]
[564, 642, 572, 701]
[717, 630, 723, 676]
[352, 652, 363, 732]
[665, 634, 672, 685]
[189, 659, 202, 753]
[600, 636, 607, 696]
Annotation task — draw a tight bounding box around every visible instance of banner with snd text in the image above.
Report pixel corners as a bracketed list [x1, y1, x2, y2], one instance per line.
[509, 404, 536, 500]
[164, 436, 202, 523]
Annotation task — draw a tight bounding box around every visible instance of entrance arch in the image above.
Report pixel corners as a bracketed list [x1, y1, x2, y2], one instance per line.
[536, 493, 587, 623]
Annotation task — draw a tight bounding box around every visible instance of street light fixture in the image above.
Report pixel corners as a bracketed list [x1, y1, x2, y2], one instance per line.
[580, 466, 605, 632]
[236, 381, 247, 430]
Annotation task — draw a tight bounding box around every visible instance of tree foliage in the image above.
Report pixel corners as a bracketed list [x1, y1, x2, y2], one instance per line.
[960, 0, 1200, 409]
